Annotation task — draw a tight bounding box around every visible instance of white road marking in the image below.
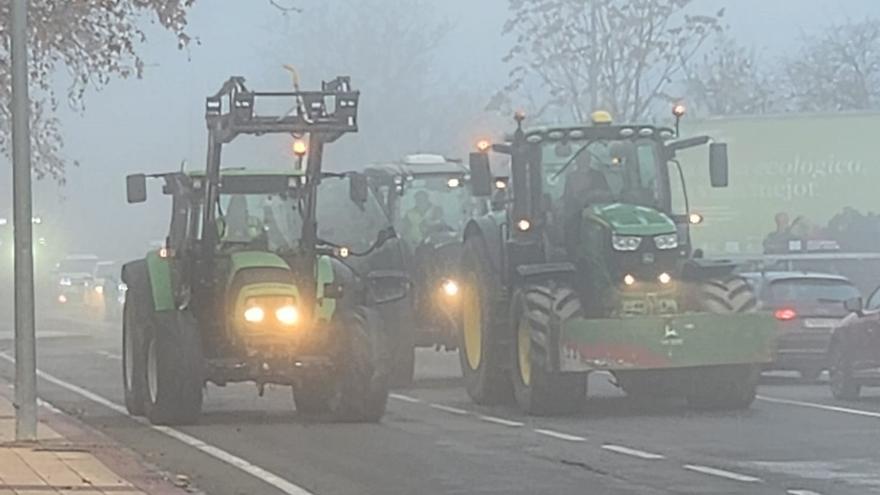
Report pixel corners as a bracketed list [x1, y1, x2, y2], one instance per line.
[95, 350, 122, 361]
[758, 395, 880, 419]
[388, 393, 422, 404]
[478, 415, 524, 427]
[0, 351, 315, 495]
[428, 403, 468, 415]
[601, 444, 665, 460]
[683, 464, 762, 483]
[533, 428, 586, 442]
[787, 490, 823, 495]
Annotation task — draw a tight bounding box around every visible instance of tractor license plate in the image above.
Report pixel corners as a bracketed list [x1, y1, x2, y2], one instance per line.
[803, 318, 840, 329]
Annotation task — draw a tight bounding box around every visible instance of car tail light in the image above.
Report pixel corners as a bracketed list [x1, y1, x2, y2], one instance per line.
[774, 308, 797, 321]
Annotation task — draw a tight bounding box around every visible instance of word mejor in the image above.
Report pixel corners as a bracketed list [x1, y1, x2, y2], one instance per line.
[747, 155, 864, 201]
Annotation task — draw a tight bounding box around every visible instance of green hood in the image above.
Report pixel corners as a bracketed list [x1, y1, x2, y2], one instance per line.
[585, 203, 676, 236]
[229, 251, 291, 277]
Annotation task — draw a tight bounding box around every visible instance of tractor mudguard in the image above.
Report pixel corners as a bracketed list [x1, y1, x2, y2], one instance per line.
[559, 312, 776, 372]
[463, 216, 503, 275]
[680, 258, 738, 281]
[515, 262, 576, 285]
[119, 254, 174, 313]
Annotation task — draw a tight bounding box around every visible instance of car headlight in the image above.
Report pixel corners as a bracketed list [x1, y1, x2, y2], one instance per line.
[441, 279, 459, 297]
[653, 233, 679, 250]
[243, 306, 265, 323]
[275, 305, 299, 326]
[612, 235, 642, 251]
[94, 285, 104, 294]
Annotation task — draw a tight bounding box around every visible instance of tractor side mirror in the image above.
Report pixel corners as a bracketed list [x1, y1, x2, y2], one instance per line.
[468, 152, 492, 197]
[844, 296, 864, 316]
[126, 174, 147, 204]
[349, 173, 369, 204]
[366, 270, 410, 305]
[709, 143, 729, 188]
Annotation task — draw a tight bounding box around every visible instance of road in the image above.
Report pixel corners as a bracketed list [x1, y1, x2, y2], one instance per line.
[1, 315, 880, 495]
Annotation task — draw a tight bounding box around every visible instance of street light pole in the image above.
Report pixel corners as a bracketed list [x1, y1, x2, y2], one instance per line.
[11, 0, 38, 441]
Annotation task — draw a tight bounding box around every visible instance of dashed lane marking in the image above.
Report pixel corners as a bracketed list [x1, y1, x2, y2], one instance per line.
[787, 490, 823, 495]
[0, 351, 316, 495]
[758, 395, 880, 419]
[95, 350, 122, 361]
[533, 428, 586, 442]
[601, 444, 665, 460]
[478, 415, 524, 427]
[683, 464, 762, 483]
[388, 393, 422, 403]
[428, 403, 468, 415]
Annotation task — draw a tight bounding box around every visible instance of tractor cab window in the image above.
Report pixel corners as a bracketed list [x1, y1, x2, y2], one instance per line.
[397, 175, 472, 245]
[216, 192, 302, 252]
[542, 138, 663, 210]
[316, 177, 393, 254]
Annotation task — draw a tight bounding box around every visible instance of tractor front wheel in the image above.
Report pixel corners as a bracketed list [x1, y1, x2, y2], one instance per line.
[458, 235, 513, 405]
[510, 285, 586, 415]
[121, 262, 151, 416]
[143, 311, 204, 425]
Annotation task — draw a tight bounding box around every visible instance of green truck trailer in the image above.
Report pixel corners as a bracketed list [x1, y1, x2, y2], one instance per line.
[677, 112, 880, 256]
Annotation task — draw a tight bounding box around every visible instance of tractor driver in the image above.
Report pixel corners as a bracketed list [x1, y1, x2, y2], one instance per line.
[401, 190, 444, 245]
[218, 195, 266, 248]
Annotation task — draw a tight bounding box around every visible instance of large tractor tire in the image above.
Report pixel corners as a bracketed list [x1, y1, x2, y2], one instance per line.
[143, 311, 204, 425]
[829, 343, 861, 400]
[685, 276, 760, 409]
[511, 285, 586, 415]
[458, 235, 513, 405]
[121, 262, 151, 416]
[294, 308, 391, 422]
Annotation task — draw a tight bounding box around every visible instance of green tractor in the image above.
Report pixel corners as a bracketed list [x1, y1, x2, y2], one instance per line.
[460, 110, 776, 414]
[120, 76, 409, 425]
[364, 154, 482, 384]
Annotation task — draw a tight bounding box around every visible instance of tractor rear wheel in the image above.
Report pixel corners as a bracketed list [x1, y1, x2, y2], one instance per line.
[511, 285, 586, 415]
[143, 311, 204, 425]
[458, 235, 513, 405]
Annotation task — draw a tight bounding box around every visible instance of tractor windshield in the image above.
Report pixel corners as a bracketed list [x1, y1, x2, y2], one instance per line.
[398, 175, 474, 245]
[216, 176, 391, 255]
[542, 138, 664, 210]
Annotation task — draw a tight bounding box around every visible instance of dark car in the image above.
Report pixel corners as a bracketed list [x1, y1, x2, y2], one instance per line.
[827, 288, 880, 399]
[741, 271, 860, 381]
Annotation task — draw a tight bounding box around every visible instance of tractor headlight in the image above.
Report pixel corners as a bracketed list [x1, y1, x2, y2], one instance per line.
[243, 306, 266, 323]
[441, 279, 459, 297]
[653, 233, 679, 250]
[275, 305, 299, 326]
[612, 235, 642, 251]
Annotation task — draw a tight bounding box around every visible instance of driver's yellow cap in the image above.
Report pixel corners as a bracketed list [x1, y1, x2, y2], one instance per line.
[590, 110, 613, 125]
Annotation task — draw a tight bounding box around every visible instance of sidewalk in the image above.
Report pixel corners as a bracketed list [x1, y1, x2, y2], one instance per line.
[0, 383, 188, 495]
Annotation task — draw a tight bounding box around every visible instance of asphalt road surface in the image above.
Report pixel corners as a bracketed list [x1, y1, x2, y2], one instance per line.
[2, 314, 880, 495]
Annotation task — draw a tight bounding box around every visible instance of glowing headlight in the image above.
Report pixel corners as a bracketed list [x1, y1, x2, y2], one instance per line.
[653, 233, 679, 250]
[58, 294, 67, 303]
[612, 235, 642, 251]
[623, 274, 636, 286]
[244, 306, 265, 323]
[516, 219, 531, 232]
[94, 285, 104, 294]
[447, 177, 461, 188]
[275, 305, 299, 325]
[658, 272, 672, 285]
[441, 279, 459, 297]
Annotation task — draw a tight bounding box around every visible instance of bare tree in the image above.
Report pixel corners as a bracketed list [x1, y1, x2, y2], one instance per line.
[783, 18, 880, 112]
[0, 1, 194, 181]
[493, 0, 723, 122]
[681, 35, 779, 116]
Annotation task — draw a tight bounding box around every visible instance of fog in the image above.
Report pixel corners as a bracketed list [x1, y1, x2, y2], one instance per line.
[4, 0, 880, 262]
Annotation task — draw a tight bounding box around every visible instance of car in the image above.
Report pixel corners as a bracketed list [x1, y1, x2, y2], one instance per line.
[741, 271, 860, 381]
[90, 261, 125, 320]
[53, 254, 100, 311]
[826, 289, 880, 399]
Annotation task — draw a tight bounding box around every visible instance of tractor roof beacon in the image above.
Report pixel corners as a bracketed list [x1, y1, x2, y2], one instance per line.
[120, 76, 408, 425]
[460, 109, 776, 415]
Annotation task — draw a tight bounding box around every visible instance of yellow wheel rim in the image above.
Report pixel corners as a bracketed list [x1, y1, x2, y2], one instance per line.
[517, 316, 531, 386]
[461, 273, 482, 370]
